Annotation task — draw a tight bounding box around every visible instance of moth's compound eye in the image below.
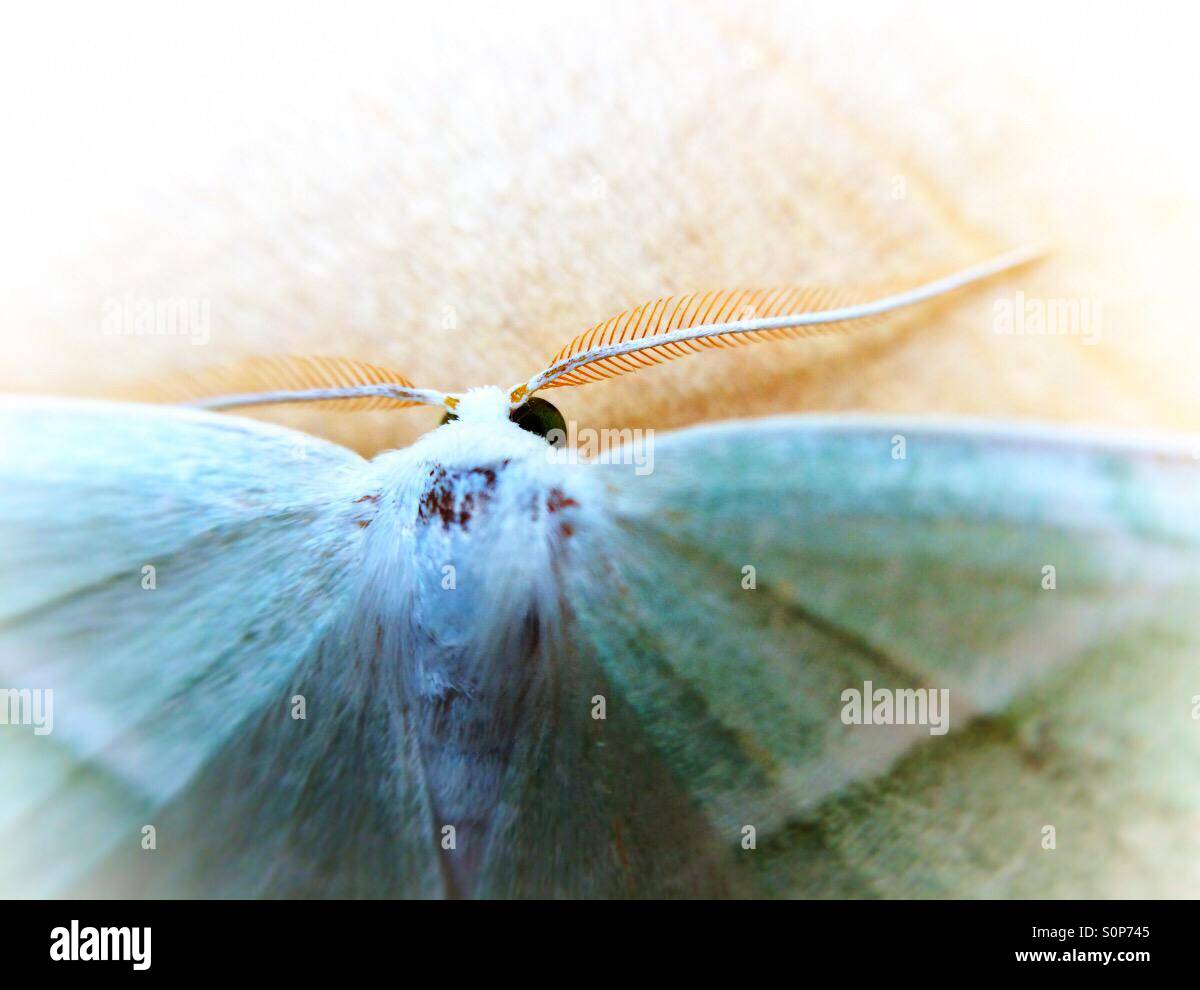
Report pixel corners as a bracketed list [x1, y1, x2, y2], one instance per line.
[509, 397, 566, 446]
[439, 410, 459, 426]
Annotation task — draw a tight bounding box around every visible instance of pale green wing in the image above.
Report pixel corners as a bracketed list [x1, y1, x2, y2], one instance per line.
[0, 398, 440, 897]
[570, 416, 1200, 897]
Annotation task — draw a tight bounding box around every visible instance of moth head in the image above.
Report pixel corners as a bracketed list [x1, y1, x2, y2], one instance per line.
[441, 394, 567, 446]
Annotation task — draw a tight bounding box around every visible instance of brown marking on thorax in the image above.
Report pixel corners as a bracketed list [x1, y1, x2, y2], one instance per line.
[418, 461, 507, 530]
[353, 492, 380, 528]
[545, 487, 580, 537]
[413, 461, 582, 539]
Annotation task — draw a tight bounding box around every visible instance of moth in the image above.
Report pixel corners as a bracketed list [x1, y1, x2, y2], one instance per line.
[2, 246, 1198, 898]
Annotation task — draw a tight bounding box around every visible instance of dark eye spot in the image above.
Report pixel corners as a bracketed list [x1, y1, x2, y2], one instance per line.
[509, 397, 566, 445]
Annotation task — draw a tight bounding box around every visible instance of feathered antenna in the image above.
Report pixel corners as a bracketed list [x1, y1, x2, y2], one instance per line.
[153, 355, 455, 412]
[508, 245, 1042, 406]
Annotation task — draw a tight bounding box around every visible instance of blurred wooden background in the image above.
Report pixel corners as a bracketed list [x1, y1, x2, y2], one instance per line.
[1, 1, 1197, 454]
